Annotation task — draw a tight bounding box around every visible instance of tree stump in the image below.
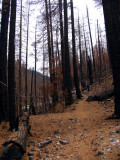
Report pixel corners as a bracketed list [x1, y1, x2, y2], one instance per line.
[0, 112, 29, 160]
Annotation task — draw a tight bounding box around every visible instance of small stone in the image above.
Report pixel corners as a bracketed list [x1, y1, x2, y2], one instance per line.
[55, 135, 60, 138]
[28, 152, 34, 156]
[116, 129, 120, 133]
[29, 156, 34, 160]
[72, 133, 77, 136]
[60, 153, 66, 157]
[59, 140, 69, 145]
[80, 133, 84, 136]
[2, 125, 7, 129]
[92, 148, 97, 151]
[118, 145, 120, 149]
[109, 139, 119, 144]
[56, 141, 60, 145]
[46, 154, 50, 157]
[31, 148, 35, 151]
[69, 118, 74, 121]
[54, 130, 60, 134]
[38, 140, 52, 148]
[68, 126, 72, 130]
[45, 149, 50, 153]
[46, 137, 50, 140]
[109, 126, 114, 129]
[28, 141, 35, 146]
[97, 151, 105, 156]
[110, 131, 116, 135]
[60, 120, 63, 123]
[84, 128, 88, 131]
[56, 156, 60, 159]
[100, 136, 104, 140]
[98, 126, 102, 129]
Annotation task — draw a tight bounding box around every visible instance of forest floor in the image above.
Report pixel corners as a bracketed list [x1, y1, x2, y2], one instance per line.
[1, 73, 120, 160]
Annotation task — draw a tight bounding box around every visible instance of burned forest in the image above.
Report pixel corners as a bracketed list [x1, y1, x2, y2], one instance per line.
[0, 0, 120, 160]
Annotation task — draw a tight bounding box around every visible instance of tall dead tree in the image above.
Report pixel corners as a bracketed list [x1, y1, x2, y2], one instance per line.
[59, 0, 65, 88]
[42, 31, 47, 112]
[97, 19, 102, 78]
[0, 0, 10, 122]
[49, 0, 58, 112]
[8, 0, 17, 130]
[45, 0, 52, 84]
[70, 0, 81, 99]
[102, 0, 120, 118]
[64, 0, 73, 105]
[34, 25, 37, 113]
[19, 0, 22, 116]
[86, 6, 96, 78]
[78, 15, 86, 89]
[83, 21, 88, 80]
[25, 4, 30, 111]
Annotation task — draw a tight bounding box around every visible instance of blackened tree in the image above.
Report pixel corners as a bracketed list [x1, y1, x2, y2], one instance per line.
[102, 0, 120, 118]
[0, 0, 10, 122]
[64, 0, 73, 105]
[59, 0, 65, 88]
[70, 0, 81, 99]
[8, 0, 17, 130]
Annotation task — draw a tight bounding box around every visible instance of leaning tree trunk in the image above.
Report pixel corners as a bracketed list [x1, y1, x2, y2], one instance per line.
[86, 6, 96, 78]
[8, 0, 17, 130]
[0, 0, 10, 122]
[102, 0, 120, 117]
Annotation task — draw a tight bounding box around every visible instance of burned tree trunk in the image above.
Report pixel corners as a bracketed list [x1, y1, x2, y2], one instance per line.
[0, 0, 10, 122]
[70, 0, 82, 99]
[8, 0, 17, 130]
[102, 0, 120, 118]
[64, 0, 73, 105]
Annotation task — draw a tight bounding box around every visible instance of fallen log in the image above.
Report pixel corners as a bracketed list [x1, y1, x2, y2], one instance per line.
[86, 88, 114, 102]
[0, 112, 29, 160]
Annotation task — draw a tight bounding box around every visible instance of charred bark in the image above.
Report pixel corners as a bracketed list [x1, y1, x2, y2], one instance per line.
[0, 0, 10, 122]
[70, 0, 82, 99]
[8, 0, 17, 130]
[64, 0, 73, 105]
[102, 0, 120, 117]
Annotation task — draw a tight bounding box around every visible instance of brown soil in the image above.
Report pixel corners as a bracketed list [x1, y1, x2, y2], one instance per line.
[1, 74, 120, 160]
[21, 95, 120, 160]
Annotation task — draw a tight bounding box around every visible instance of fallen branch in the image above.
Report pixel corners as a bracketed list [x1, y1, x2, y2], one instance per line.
[86, 88, 114, 102]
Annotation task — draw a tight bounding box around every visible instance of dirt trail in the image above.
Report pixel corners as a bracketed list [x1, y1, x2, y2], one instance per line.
[22, 95, 120, 160]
